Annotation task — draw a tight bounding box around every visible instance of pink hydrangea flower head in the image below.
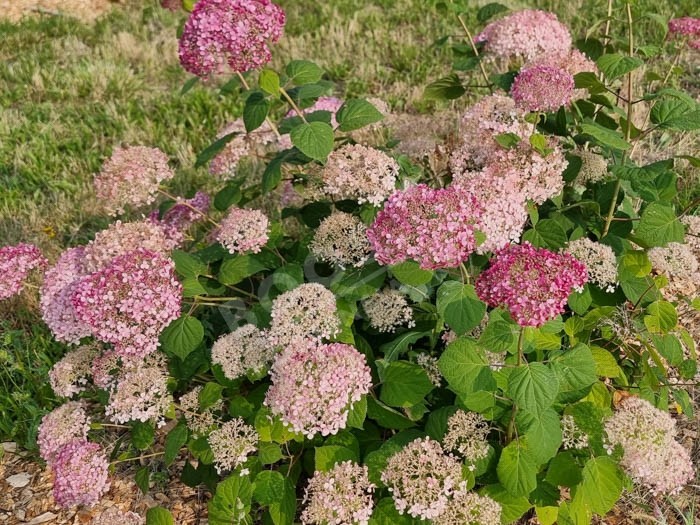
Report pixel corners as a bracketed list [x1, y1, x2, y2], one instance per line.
[52, 439, 110, 508]
[367, 183, 482, 270]
[91, 349, 128, 390]
[178, 0, 285, 77]
[216, 207, 270, 254]
[72, 249, 182, 358]
[511, 65, 575, 112]
[265, 339, 372, 438]
[208, 418, 259, 474]
[476, 9, 572, 62]
[37, 401, 91, 465]
[49, 345, 100, 398]
[0, 243, 47, 300]
[94, 146, 174, 216]
[524, 50, 597, 100]
[668, 17, 700, 37]
[475, 242, 588, 327]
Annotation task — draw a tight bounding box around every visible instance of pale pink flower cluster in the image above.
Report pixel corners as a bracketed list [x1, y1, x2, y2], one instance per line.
[433, 491, 502, 525]
[0, 243, 47, 300]
[209, 119, 283, 178]
[524, 50, 597, 100]
[561, 414, 589, 450]
[40, 248, 92, 344]
[90, 350, 126, 390]
[84, 220, 177, 273]
[216, 207, 270, 254]
[442, 410, 490, 464]
[511, 65, 575, 112]
[476, 10, 572, 62]
[179, 386, 223, 436]
[91, 508, 143, 525]
[269, 283, 340, 348]
[565, 237, 618, 292]
[208, 418, 259, 474]
[178, 0, 285, 77]
[604, 397, 694, 495]
[362, 288, 414, 333]
[322, 144, 399, 206]
[94, 146, 174, 216]
[265, 339, 372, 438]
[301, 461, 375, 525]
[575, 150, 608, 185]
[415, 354, 442, 387]
[381, 437, 464, 520]
[475, 242, 588, 327]
[52, 439, 111, 508]
[72, 249, 182, 358]
[211, 324, 275, 381]
[149, 191, 211, 246]
[49, 345, 100, 398]
[668, 17, 700, 49]
[309, 212, 371, 268]
[37, 402, 91, 465]
[648, 242, 699, 280]
[367, 184, 482, 270]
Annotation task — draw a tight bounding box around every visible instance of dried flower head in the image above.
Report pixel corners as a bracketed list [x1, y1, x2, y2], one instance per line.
[178, 0, 285, 77]
[575, 150, 608, 185]
[381, 437, 464, 520]
[265, 339, 372, 438]
[415, 353, 442, 387]
[216, 207, 270, 254]
[52, 439, 110, 508]
[211, 325, 275, 381]
[511, 65, 575, 113]
[179, 386, 223, 436]
[648, 242, 699, 280]
[476, 242, 588, 327]
[561, 414, 589, 450]
[91, 507, 143, 525]
[0, 243, 47, 300]
[442, 410, 490, 464]
[565, 237, 618, 292]
[94, 146, 174, 216]
[49, 345, 100, 399]
[37, 401, 91, 465]
[433, 491, 502, 525]
[309, 212, 371, 268]
[302, 461, 375, 525]
[322, 144, 399, 206]
[362, 289, 414, 332]
[208, 418, 259, 474]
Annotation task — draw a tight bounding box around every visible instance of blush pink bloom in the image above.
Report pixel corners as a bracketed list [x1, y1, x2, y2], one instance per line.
[511, 65, 575, 112]
[0, 243, 47, 300]
[475, 242, 588, 327]
[52, 439, 110, 508]
[524, 49, 597, 100]
[216, 207, 270, 254]
[178, 0, 285, 77]
[37, 402, 91, 465]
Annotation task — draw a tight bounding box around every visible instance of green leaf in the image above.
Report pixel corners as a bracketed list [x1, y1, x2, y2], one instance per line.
[522, 219, 568, 249]
[596, 54, 644, 81]
[580, 121, 631, 151]
[181, 76, 199, 95]
[258, 442, 284, 465]
[253, 470, 286, 506]
[634, 203, 684, 247]
[549, 344, 597, 402]
[478, 309, 518, 352]
[172, 250, 208, 279]
[164, 424, 188, 466]
[477, 2, 509, 22]
[290, 121, 335, 161]
[146, 507, 174, 525]
[380, 361, 435, 408]
[516, 408, 562, 465]
[546, 451, 583, 487]
[366, 398, 416, 429]
[369, 498, 422, 524]
[380, 331, 426, 362]
[218, 254, 269, 285]
[574, 72, 605, 94]
[644, 300, 677, 333]
[160, 316, 204, 361]
[337, 99, 384, 132]
[199, 382, 224, 411]
[285, 60, 324, 85]
[208, 474, 253, 525]
[618, 251, 651, 280]
[576, 457, 623, 515]
[346, 396, 368, 429]
[590, 346, 621, 378]
[135, 466, 150, 494]
[651, 99, 700, 131]
[424, 74, 466, 100]
[315, 445, 358, 471]
[436, 282, 487, 335]
[269, 479, 296, 525]
[481, 484, 532, 524]
[390, 261, 433, 286]
[494, 132, 522, 149]
[243, 91, 270, 132]
[259, 69, 280, 95]
[497, 439, 538, 497]
[438, 338, 494, 396]
[651, 334, 683, 366]
[508, 363, 558, 415]
[214, 183, 243, 212]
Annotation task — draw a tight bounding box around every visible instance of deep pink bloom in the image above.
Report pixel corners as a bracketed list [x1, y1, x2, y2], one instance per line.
[0, 243, 47, 300]
[668, 17, 700, 36]
[52, 439, 110, 508]
[475, 242, 588, 327]
[178, 0, 285, 77]
[511, 65, 575, 112]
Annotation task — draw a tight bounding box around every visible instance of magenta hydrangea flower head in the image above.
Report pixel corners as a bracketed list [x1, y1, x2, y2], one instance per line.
[0, 243, 47, 300]
[668, 17, 700, 49]
[524, 49, 597, 101]
[475, 242, 588, 327]
[511, 65, 575, 113]
[476, 9, 572, 62]
[216, 207, 270, 254]
[94, 146, 174, 216]
[178, 0, 285, 77]
[265, 339, 372, 438]
[367, 183, 483, 270]
[37, 401, 91, 465]
[72, 248, 182, 358]
[52, 439, 110, 508]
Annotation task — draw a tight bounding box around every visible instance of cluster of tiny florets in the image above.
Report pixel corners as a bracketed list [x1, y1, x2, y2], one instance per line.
[511, 65, 575, 112]
[265, 339, 372, 438]
[149, 191, 211, 246]
[433, 491, 502, 525]
[561, 414, 589, 450]
[442, 410, 490, 465]
[415, 353, 442, 387]
[211, 325, 275, 381]
[52, 439, 111, 508]
[179, 386, 223, 436]
[668, 17, 700, 49]
[475, 9, 572, 62]
[178, 0, 285, 77]
[37, 401, 91, 465]
[604, 397, 694, 495]
[362, 289, 415, 333]
[381, 437, 464, 520]
[49, 345, 100, 398]
[309, 212, 371, 268]
[565, 237, 618, 292]
[94, 146, 174, 216]
[208, 418, 259, 474]
[648, 242, 699, 280]
[524, 49, 597, 100]
[367, 184, 482, 270]
[476, 242, 588, 327]
[216, 207, 270, 254]
[301, 461, 376, 525]
[210, 119, 283, 178]
[40, 247, 92, 344]
[90, 350, 127, 390]
[0, 243, 47, 300]
[575, 150, 609, 185]
[91, 508, 144, 525]
[72, 249, 182, 358]
[322, 144, 399, 206]
[269, 283, 341, 348]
